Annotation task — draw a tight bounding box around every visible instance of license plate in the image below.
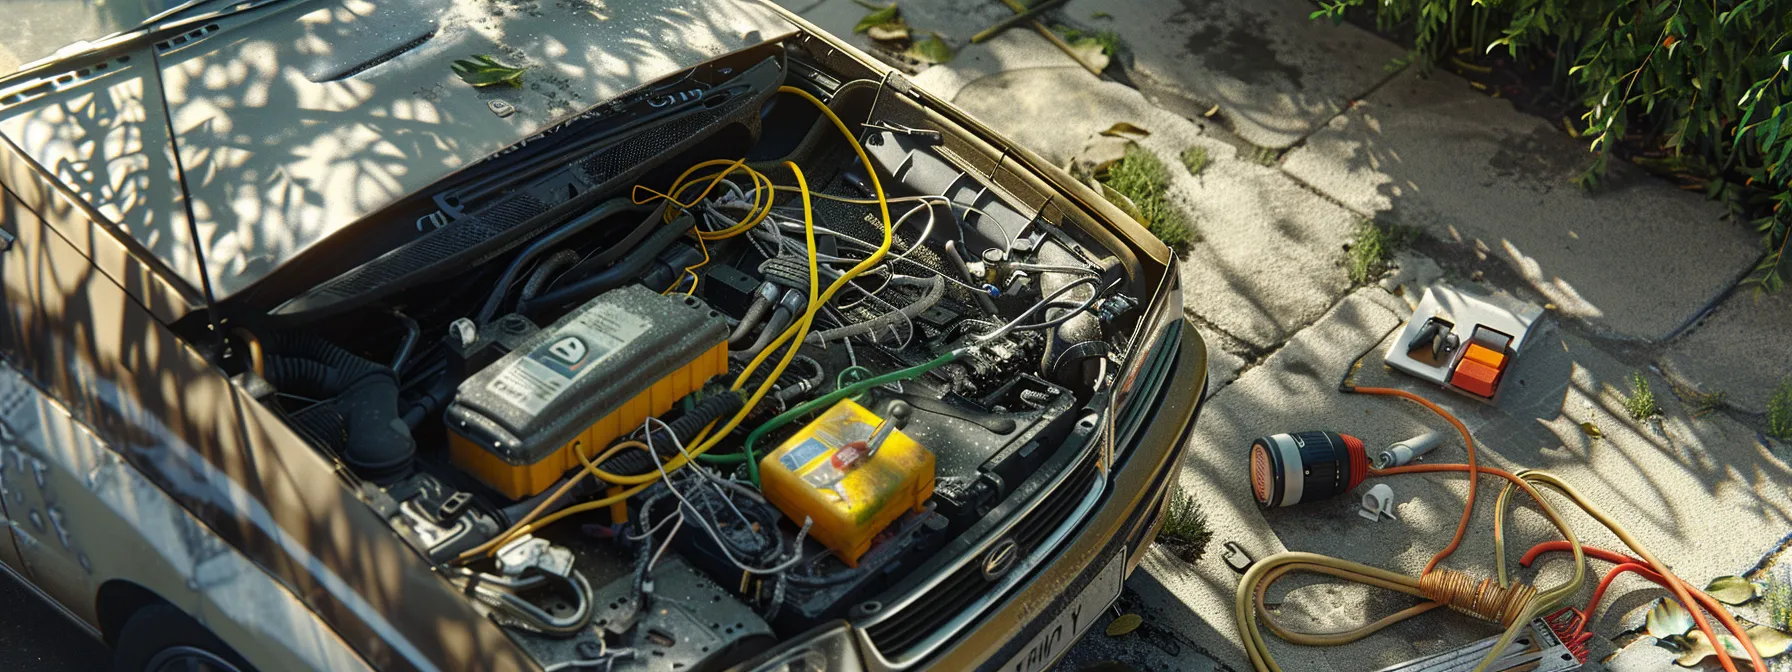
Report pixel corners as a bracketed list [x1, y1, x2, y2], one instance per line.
[998, 553, 1124, 672]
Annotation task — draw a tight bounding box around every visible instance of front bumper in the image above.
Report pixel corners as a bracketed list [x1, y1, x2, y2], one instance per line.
[943, 318, 1207, 671]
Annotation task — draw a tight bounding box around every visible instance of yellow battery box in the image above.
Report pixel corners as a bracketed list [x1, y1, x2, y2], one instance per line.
[758, 399, 935, 567]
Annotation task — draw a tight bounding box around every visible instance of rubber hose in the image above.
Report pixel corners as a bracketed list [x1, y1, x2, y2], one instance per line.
[805, 275, 945, 345]
[477, 198, 651, 324]
[518, 211, 698, 314]
[737, 305, 794, 358]
[519, 249, 581, 303]
[770, 355, 827, 406]
[598, 392, 747, 476]
[263, 332, 415, 482]
[729, 294, 775, 346]
[1036, 241, 1106, 389]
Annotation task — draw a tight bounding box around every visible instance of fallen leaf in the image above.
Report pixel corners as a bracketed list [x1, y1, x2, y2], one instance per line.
[904, 34, 954, 64]
[1748, 624, 1792, 657]
[1674, 630, 1752, 667]
[1067, 37, 1112, 72]
[1647, 598, 1695, 640]
[451, 55, 526, 87]
[866, 22, 910, 42]
[1704, 576, 1761, 605]
[1204, 104, 1220, 117]
[1105, 613, 1143, 636]
[1099, 122, 1151, 139]
[854, 5, 900, 34]
[1091, 11, 1112, 19]
[1579, 422, 1604, 439]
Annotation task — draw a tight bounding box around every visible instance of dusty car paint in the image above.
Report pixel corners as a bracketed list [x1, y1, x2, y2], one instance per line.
[0, 358, 371, 672]
[0, 183, 536, 670]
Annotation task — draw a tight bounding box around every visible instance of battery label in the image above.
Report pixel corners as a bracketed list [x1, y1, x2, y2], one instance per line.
[487, 306, 649, 416]
[780, 437, 832, 473]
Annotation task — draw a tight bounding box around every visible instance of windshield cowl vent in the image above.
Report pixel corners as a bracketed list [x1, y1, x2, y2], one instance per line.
[154, 24, 221, 55]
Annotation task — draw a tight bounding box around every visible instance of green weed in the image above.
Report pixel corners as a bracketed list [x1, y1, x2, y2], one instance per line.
[1156, 491, 1212, 564]
[1770, 376, 1792, 440]
[1100, 145, 1196, 257]
[1624, 371, 1661, 421]
[1180, 145, 1209, 176]
[1344, 219, 1415, 285]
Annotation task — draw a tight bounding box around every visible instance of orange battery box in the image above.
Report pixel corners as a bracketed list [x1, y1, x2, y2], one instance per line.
[758, 399, 935, 567]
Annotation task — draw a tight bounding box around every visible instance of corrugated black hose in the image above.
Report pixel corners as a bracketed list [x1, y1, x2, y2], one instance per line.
[597, 391, 746, 476]
[263, 332, 416, 482]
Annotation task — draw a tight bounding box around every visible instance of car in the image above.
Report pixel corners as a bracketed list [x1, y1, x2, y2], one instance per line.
[0, 0, 1207, 670]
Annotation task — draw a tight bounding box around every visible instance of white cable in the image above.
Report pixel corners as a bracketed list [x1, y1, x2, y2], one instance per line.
[640, 417, 813, 575]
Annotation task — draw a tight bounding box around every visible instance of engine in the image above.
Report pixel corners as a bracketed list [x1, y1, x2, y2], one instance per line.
[223, 40, 1148, 671]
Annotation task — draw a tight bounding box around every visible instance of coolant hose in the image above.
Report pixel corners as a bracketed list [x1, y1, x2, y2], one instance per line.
[477, 198, 652, 324]
[263, 333, 415, 482]
[519, 249, 581, 303]
[805, 275, 945, 346]
[518, 211, 698, 314]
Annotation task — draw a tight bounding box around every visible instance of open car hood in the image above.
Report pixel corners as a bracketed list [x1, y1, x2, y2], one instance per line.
[0, 0, 792, 297]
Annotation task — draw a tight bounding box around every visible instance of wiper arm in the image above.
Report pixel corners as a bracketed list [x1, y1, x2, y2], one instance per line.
[4, 0, 302, 87]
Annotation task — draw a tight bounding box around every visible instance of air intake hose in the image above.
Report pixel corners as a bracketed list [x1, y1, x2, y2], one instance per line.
[263, 332, 416, 482]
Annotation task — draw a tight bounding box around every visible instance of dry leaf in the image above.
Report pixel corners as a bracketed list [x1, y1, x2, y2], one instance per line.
[1646, 598, 1694, 640]
[1674, 630, 1751, 667]
[1099, 122, 1151, 139]
[1579, 422, 1604, 439]
[1705, 576, 1761, 605]
[1105, 613, 1143, 637]
[1748, 624, 1792, 657]
[867, 23, 910, 42]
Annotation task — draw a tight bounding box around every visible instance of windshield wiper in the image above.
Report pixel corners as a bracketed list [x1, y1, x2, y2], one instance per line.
[4, 0, 301, 87]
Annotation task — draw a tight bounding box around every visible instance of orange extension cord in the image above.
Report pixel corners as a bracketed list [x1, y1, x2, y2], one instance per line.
[1308, 384, 1757, 672]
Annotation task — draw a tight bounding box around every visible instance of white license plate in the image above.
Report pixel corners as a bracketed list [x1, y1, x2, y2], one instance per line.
[998, 553, 1125, 672]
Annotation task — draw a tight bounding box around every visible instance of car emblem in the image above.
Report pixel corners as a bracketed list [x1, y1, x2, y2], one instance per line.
[981, 539, 1021, 582]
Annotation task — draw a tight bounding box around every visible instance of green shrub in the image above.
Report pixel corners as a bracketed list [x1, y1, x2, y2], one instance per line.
[1312, 1, 1792, 291]
[1100, 145, 1196, 257]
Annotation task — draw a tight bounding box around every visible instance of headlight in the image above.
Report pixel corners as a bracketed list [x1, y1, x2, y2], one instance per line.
[742, 621, 865, 672]
[1108, 270, 1185, 454]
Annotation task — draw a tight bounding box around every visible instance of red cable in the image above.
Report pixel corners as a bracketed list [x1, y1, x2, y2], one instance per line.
[1523, 541, 1764, 669]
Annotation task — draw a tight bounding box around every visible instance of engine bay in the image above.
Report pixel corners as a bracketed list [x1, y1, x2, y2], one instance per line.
[216, 38, 1156, 670]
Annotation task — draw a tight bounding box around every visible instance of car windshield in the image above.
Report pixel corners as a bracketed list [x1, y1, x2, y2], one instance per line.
[0, 0, 205, 72]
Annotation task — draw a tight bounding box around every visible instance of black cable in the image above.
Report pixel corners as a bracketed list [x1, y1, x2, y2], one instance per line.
[476, 198, 652, 323]
[517, 211, 699, 314]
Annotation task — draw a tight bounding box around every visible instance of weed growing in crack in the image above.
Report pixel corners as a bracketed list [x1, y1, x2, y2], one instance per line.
[1624, 371, 1661, 422]
[1771, 376, 1792, 440]
[1180, 145, 1209, 176]
[1100, 145, 1196, 257]
[1156, 490, 1212, 564]
[1344, 219, 1416, 285]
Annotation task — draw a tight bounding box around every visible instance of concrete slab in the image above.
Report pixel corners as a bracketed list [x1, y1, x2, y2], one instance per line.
[945, 67, 1359, 350]
[1282, 68, 1759, 342]
[1659, 289, 1792, 416]
[1138, 286, 1792, 671]
[1063, 0, 1408, 149]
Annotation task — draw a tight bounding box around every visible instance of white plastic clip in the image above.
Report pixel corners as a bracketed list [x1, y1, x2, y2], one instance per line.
[1359, 484, 1398, 522]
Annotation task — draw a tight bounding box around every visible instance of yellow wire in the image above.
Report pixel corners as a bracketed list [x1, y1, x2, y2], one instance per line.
[574, 86, 893, 488]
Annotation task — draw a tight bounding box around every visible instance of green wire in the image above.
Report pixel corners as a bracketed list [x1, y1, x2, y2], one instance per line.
[696, 352, 959, 486]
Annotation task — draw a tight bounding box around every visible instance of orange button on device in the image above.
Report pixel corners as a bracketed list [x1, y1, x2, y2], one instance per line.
[1451, 344, 1506, 398]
